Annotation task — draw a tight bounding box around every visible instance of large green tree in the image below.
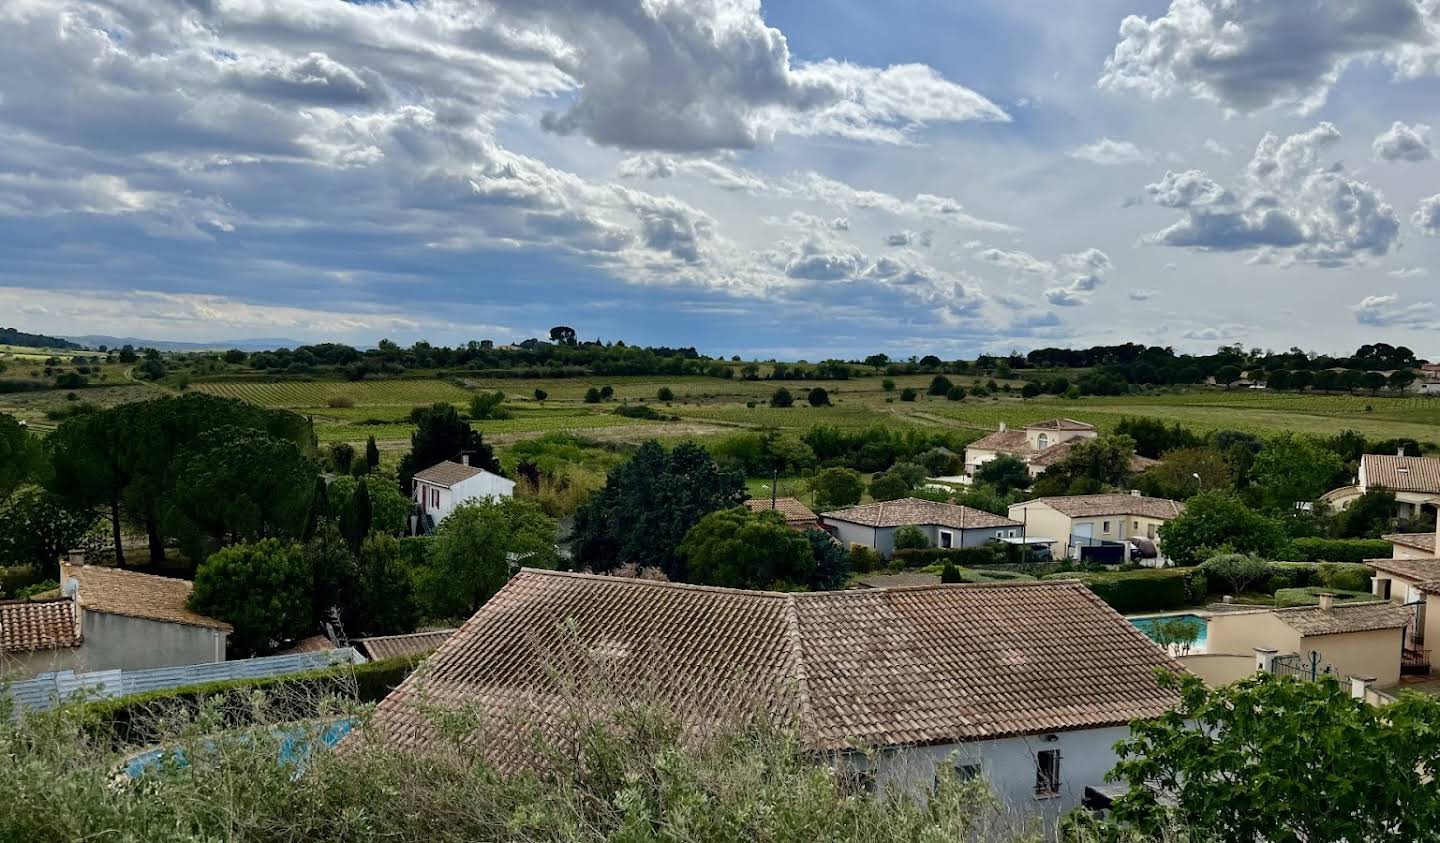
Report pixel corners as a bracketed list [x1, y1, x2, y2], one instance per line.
[1132, 446, 1237, 500]
[1248, 432, 1345, 513]
[1031, 434, 1138, 496]
[189, 538, 314, 656]
[163, 426, 318, 564]
[396, 403, 499, 495]
[413, 497, 558, 618]
[0, 413, 41, 503]
[352, 533, 419, 636]
[973, 455, 1031, 495]
[678, 508, 814, 590]
[809, 467, 864, 511]
[1091, 672, 1440, 842]
[0, 486, 96, 574]
[1157, 490, 1288, 565]
[571, 441, 745, 579]
[1335, 489, 1398, 538]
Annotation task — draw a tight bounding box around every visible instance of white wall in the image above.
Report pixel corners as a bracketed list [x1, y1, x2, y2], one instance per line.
[414, 470, 515, 527]
[853, 726, 1132, 825]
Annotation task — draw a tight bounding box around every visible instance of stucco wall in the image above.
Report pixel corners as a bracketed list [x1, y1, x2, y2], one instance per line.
[1205, 610, 1301, 657]
[828, 520, 880, 555]
[1302, 628, 1403, 689]
[79, 611, 225, 671]
[853, 726, 1133, 823]
[1392, 544, 1433, 560]
[1177, 653, 1258, 686]
[1007, 503, 1072, 559]
[0, 646, 84, 680]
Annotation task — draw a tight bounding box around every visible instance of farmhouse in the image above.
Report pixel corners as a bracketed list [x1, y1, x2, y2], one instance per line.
[962, 419, 1157, 481]
[820, 497, 1021, 556]
[410, 456, 515, 534]
[365, 570, 1182, 821]
[1007, 493, 1184, 563]
[2, 562, 231, 678]
[1321, 452, 1440, 521]
[744, 496, 819, 529]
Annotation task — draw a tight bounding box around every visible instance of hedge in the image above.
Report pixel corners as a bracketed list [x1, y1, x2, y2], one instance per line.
[1273, 587, 1374, 608]
[1044, 568, 1207, 614]
[70, 655, 420, 748]
[1201, 560, 1375, 595]
[891, 544, 1050, 569]
[1284, 538, 1391, 564]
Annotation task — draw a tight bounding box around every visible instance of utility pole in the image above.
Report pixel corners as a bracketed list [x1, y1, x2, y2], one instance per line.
[772, 467, 778, 509]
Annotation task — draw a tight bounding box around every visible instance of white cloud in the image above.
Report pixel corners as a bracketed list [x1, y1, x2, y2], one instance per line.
[883, 230, 932, 248]
[1350, 293, 1438, 328]
[1129, 288, 1158, 301]
[1066, 138, 1150, 165]
[1413, 194, 1440, 235]
[1045, 274, 1103, 307]
[1099, 0, 1440, 114]
[1202, 139, 1232, 157]
[973, 247, 1054, 275]
[1389, 266, 1429, 279]
[1373, 121, 1433, 162]
[1142, 124, 1400, 266]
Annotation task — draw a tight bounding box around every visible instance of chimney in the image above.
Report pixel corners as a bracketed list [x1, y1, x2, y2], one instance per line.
[1350, 675, 1376, 700]
[1254, 647, 1278, 674]
[998, 421, 1008, 432]
[460, 454, 470, 467]
[1131, 489, 1142, 497]
[1318, 592, 1335, 612]
[67, 550, 85, 567]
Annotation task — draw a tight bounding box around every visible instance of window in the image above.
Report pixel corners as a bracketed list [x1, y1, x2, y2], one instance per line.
[939, 530, 953, 549]
[1147, 524, 1157, 539]
[840, 767, 876, 795]
[430, 487, 440, 508]
[936, 761, 981, 793]
[1133, 520, 1139, 530]
[1037, 433, 1049, 449]
[1101, 520, 1111, 533]
[1379, 579, 1392, 600]
[1035, 750, 1061, 797]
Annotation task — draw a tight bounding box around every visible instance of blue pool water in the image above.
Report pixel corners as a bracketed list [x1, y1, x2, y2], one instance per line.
[122, 718, 354, 779]
[1130, 613, 1208, 652]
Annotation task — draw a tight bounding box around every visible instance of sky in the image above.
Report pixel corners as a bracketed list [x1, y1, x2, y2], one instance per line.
[2, 0, 1439, 360]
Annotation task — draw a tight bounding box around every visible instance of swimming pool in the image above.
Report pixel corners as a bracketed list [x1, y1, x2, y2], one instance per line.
[1130, 613, 1208, 653]
[121, 718, 354, 780]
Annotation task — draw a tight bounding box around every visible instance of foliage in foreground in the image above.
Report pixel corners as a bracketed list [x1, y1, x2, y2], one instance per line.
[0, 691, 1071, 843]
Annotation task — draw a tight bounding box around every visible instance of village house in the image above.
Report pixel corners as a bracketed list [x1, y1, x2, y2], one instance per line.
[820, 497, 1021, 556]
[1362, 522, 1440, 674]
[364, 570, 1182, 822]
[962, 418, 1158, 482]
[1007, 493, 1184, 564]
[744, 496, 820, 529]
[1320, 452, 1440, 521]
[1, 561, 231, 679]
[1385, 530, 1437, 560]
[410, 456, 515, 534]
[1196, 596, 1414, 689]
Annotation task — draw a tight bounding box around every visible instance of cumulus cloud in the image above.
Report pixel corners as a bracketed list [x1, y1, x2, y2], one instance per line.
[617, 155, 767, 192]
[973, 248, 1054, 275]
[782, 172, 1015, 232]
[1142, 123, 1400, 265]
[1413, 194, 1440, 234]
[1390, 266, 1430, 278]
[1351, 293, 1438, 327]
[1373, 122, 1433, 162]
[1066, 138, 1150, 165]
[1100, 0, 1440, 114]
[1203, 139, 1232, 157]
[1045, 274, 1103, 307]
[883, 230, 932, 248]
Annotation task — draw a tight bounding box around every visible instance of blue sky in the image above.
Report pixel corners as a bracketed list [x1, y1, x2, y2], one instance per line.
[2, 0, 1439, 359]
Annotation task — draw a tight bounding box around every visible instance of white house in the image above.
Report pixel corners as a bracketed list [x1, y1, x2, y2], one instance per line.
[410, 457, 515, 533]
[1320, 452, 1440, 521]
[820, 497, 1022, 557]
[364, 570, 1182, 827]
[963, 418, 1157, 481]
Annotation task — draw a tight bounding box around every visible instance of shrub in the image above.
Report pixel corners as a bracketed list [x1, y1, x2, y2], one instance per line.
[613, 404, 667, 420]
[1047, 568, 1202, 614]
[845, 542, 883, 574]
[1199, 553, 1271, 595]
[946, 386, 966, 401]
[927, 375, 952, 396]
[1316, 562, 1374, 593]
[892, 546, 1001, 568]
[583, 387, 602, 403]
[868, 472, 912, 502]
[940, 562, 962, 583]
[327, 395, 355, 408]
[1273, 587, 1373, 608]
[533, 388, 547, 401]
[656, 386, 674, 401]
[807, 387, 830, 407]
[899, 387, 918, 402]
[770, 387, 794, 408]
[468, 390, 510, 420]
[1286, 537, 1391, 564]
[892, 525, 930, 551]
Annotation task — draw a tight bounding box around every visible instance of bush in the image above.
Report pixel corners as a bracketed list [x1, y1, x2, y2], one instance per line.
[583, 387, 602, 403]
[845, 543, 884, 574]
[612, 404, 668, 420]
[899, 387, 918, 402]
[1199, 553, 1271, 595]
[770, 387, 794, 408]
[327, 395, 355, 408]
[533, 388, 547, 401]
[1317, 562, 1374, 592]
[893, 546, 1000, 568]
[892, 525, 930, 551]
[946, 386, 966, 401]
[656, 386, 674, 401]
[1273, 587, 1373, 608]
[807, 387, 830, 407]
[1285, 537, 1391, 564]
[1047, 568, 1204, 614]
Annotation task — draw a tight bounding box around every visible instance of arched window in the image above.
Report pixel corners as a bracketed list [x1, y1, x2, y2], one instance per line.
[1037, 433, 1049, 449]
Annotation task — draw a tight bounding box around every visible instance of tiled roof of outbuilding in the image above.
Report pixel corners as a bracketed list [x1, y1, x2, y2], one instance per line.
[364, 570, 1183, 763]
[821, 498, 1020, 530]
[0, 599, 80, 653]
[61, 563, 231, 632]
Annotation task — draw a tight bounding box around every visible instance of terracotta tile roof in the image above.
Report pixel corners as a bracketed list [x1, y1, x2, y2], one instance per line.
[0, 599, 81, 653]
[821, 498, 1020, 530]
[60, 563, 232, 632]
[1362, 454, 1440, 494]
[365, 570, 1183, 761]
[1384, 532, 1437, 554]
[1274, 601, 1415, 636]
[966, 429, 1034, 455]
[411, 460, 489, 488]
[1026, 418, 1096, 432]
[744, 497, 818, 524]
[1368, 557, 1440, 581]
[855, 572, 943, 589]
[276, 634, 335, 655]
[1021, 494, 1184, 520]
[358, 629, 456, 661]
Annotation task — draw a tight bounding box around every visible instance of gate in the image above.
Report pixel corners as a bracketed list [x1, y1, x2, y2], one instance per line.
[1271, 651, 1334, 681]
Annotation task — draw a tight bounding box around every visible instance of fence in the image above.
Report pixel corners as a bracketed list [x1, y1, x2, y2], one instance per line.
[4, 648, 365, 716]
[1270, 651, 1335, 681]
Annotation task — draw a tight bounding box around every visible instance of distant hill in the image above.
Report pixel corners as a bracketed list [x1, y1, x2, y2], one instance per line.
[0, 326, 81, 350]
[64, 335, 305, 352]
